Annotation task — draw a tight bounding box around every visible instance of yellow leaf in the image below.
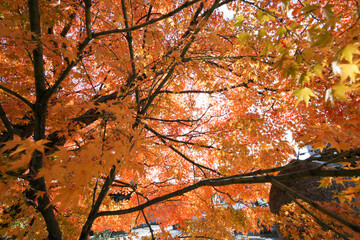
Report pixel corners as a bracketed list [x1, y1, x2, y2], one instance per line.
[340, 63, 360, 82]
[339, 44, 360, 63]
[276, 26, 287, 37]
[332, 83, 352, 101]
[234, 15, 244, 26]
[257, 10, 272, 22]
[258, 27, 267, 40]
[299, 72, 313, 86]
[336, 191, 353, 204]
[292, 87, 317, 107]
[237, 32, 250, 44]
[312, 64, 323, 77]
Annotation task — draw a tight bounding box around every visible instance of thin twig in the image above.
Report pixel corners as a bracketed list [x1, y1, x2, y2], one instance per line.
[92, 180, 98, 209]
[141, 209, 156, 240]
[93, 0, 202, 37]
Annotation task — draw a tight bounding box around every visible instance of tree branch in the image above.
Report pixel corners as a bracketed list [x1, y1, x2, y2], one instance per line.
[28, 0, 46, 99]
[142, 122, 215, 149]
[45, 37, 92, 102]
[180, 0, 220, 58]
[271, 178, 360, 233]
[139, 0, 220, 118]
[121, 0, 136, 74]
[96, 168, 360, 217]
[27, 1, 63, 240]
[0, 85, 34, 109]
[168, 143, 221, 176]
[139, 64, 176, 116]
[60, 13, 76, 37]
[0, 103, 14, 139]
[159, 83, 251, 94]
[182, 55, 274, 62]
[84, 0, 92, 38]
[286, 192, 350, 240]
[93, 0, 202, 37]
[79, 166, 116, 240]
[142, 105, 210, 125]
[141, 208, 156, 240]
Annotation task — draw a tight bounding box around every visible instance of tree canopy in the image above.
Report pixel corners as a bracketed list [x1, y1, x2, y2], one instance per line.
[0, 0, 359, 239]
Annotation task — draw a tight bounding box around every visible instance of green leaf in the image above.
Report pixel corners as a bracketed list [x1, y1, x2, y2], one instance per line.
[292, 87, 317, 107]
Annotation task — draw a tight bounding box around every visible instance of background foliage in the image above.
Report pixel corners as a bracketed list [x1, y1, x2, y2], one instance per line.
[0, 0, 359, 239]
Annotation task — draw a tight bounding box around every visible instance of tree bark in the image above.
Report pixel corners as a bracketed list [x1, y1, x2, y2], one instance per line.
[28, 0, 63, 239]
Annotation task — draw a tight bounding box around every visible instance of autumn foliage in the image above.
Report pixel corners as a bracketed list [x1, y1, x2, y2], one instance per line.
[0, 0, 359, 239]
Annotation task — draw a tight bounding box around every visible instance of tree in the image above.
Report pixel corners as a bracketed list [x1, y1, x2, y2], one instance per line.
[0, 0, 359, 239]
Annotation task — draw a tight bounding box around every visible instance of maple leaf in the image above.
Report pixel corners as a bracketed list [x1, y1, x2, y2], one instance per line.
[318, 177, 333, 189]
[292, 87, 317, 107]
[8, 154, 32, 171]
[339, 44, 360, 63]
[1, 1, 360, 239]
[312, 64, 323, 77]
[237, 32, 250, 44]
[332, 83, 352, 101]
[335, 191, 353, 204]
[299, 72, 313, 86]
[1, 135, 22, 153]
[312, 32, 333, 47]
[234, 15, 244, 26]
[52, 187, 81, 210]
[28, 139, 50, 155]
[340, 63, 360, 82]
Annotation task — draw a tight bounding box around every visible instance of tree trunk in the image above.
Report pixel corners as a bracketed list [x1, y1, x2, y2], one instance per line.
[28, 0, 63, 238]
